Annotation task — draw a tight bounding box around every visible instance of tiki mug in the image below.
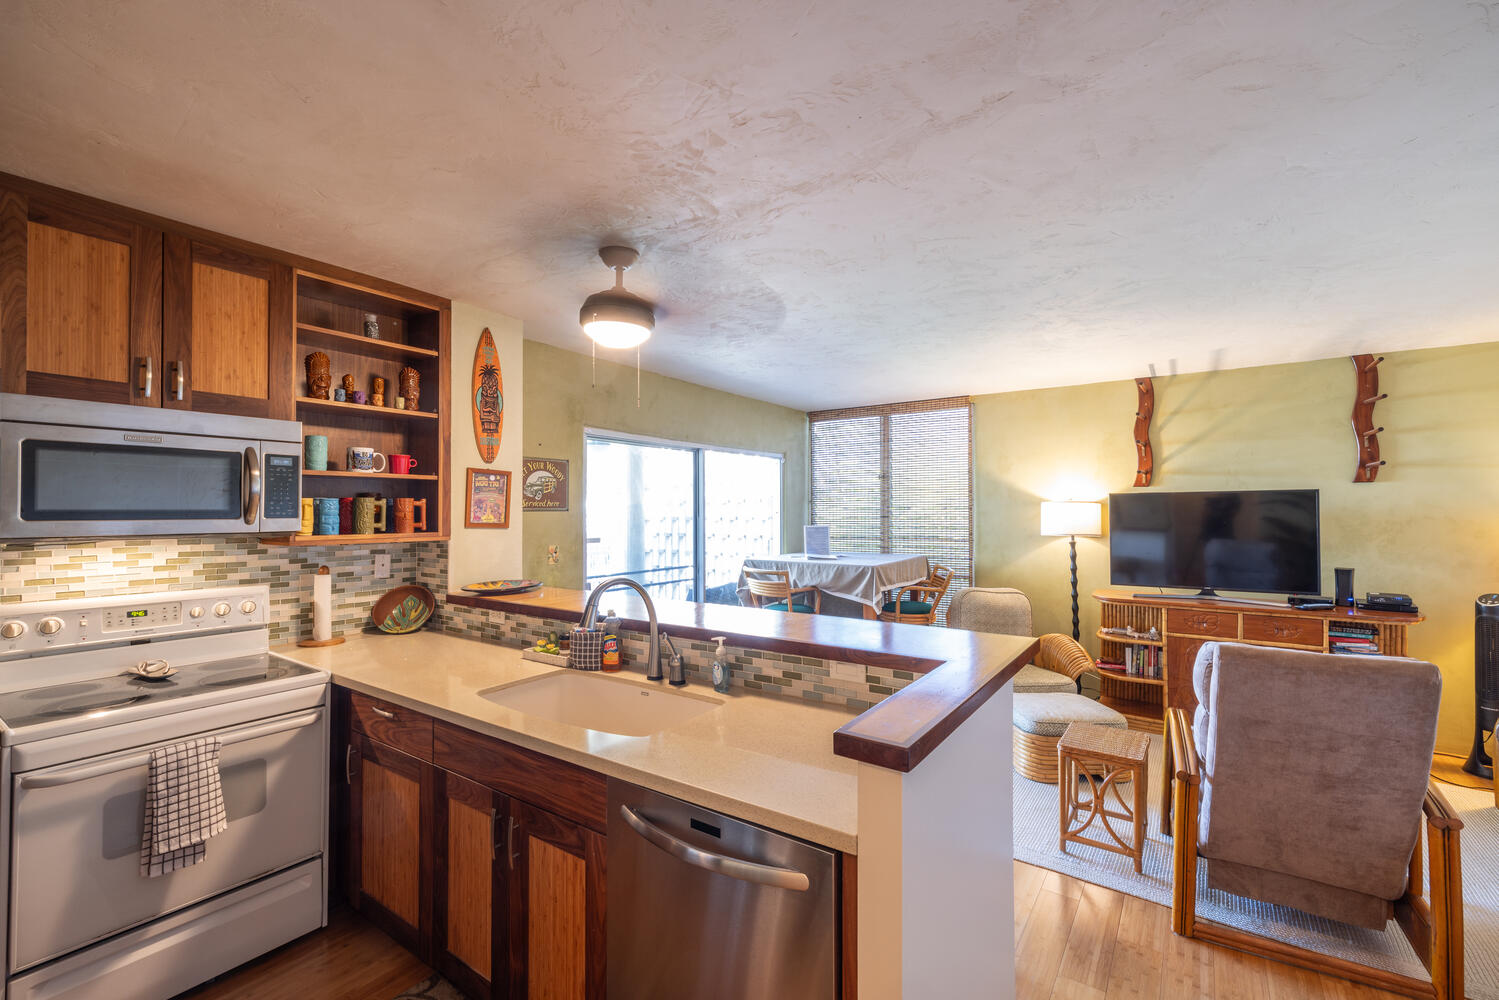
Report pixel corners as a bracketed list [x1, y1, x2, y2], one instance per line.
[363, 312, 380, 339]
[334, 388, 346, 402]
[399, 366, 420, 411]
[354, 496, 386, 535]
[303, 434, 328, 471]
[341, 374, 356, 396]
[372, 375, 386, 408]
[305, 352, 331, 399]
[393, 497, 427, 534]
[298, 498, 314, 536]
[312, 498, 339, 535]
[338, 497, 354, 534]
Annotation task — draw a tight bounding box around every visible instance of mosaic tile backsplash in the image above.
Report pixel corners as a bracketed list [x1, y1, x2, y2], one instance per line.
[1, 536, 449, 645]
[1, 537, 911, 707]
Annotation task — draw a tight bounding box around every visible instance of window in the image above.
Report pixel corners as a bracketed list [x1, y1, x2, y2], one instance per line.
[809, 398, 972, 622]
[584, 432, 783, 603]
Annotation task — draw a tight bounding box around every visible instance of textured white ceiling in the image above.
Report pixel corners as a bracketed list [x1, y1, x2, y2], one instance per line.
[3, 0, 1497, 410]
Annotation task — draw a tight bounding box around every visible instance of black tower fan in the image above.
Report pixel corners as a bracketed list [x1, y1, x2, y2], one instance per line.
[1463, 594, 1499, 778]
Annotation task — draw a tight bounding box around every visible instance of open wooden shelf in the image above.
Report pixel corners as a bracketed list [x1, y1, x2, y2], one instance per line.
[303, 469, 440, 481]
[1097, 629, 1164, 647]
[295, 270, 444, 321]
[296, 396, 439, 420]
[262, 531, 449, 547]
[1097, 672, 1165, 687]
[297, 323, 441, 359]
[1099, 693, 1163, 732]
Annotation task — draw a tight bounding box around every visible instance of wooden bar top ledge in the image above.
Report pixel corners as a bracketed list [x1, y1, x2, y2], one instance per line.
[448, 588, 1038, 775]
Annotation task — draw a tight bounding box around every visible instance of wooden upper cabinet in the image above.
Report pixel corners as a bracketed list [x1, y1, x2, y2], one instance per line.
[163, 233, 292, 418]
[0, 188, 163, 405]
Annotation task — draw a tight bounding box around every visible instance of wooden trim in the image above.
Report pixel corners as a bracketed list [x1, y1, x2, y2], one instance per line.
[434, 719, 608, 833]
[130, 223, 163, 407]
[1193, 925, 1435, 999]
[808, 395, 972, 422]
[0, 188, 26, 395]
[832, 636, 1037, 772]
[840, 852, 857, 1000]
[1093, 587, 1426, 627]
[0, 172, 449, 310]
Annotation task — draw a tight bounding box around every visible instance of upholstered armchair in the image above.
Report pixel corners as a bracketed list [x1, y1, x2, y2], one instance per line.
[1169, 642, 1463, 1000]
[947, 588, 1100, 698]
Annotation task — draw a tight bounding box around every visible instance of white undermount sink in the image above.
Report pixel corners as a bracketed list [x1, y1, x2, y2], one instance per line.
[479, 671, 720, 737]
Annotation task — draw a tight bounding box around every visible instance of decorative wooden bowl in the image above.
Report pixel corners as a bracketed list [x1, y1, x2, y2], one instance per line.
[371, 584, 436, 634]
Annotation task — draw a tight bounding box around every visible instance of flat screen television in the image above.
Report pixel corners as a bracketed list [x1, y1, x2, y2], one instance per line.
[1108, 489, 1320, 597]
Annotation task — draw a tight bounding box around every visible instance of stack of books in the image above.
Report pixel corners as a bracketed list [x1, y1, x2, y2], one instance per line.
[1098, 644, 1161, 679]
[1329, 623, 1381, 655]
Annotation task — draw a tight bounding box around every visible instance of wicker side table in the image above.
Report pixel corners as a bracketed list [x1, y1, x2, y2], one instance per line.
[1058, 721, 1151, 873]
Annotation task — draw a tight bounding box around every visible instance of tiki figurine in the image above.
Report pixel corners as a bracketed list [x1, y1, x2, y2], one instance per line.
[371, 376, 386, 408]
[341, 374, 356, 396]
[399, 366, 420, 411]
[304, 352, 331, 400]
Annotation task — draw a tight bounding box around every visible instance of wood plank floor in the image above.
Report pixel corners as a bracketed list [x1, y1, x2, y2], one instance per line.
[184, 863, 1407, 999]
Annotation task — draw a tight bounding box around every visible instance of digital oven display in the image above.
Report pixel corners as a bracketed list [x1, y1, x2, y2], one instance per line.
[127, 609, 148, 619]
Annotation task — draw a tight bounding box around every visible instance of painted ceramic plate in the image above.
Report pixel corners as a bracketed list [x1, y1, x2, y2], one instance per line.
[371, 584, 436, 634]
[460, 579, 541, 595]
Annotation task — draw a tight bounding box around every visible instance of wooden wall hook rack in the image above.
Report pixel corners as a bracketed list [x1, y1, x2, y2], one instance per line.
[1134, 377, 1154, 487]
[1351, 354, 1386, 483]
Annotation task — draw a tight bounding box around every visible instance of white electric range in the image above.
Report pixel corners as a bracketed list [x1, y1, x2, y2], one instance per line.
[0, 586, 329, 1000]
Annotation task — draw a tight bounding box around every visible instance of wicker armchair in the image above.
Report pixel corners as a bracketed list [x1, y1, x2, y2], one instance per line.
[877, 564, 953, 625]
[1010, 634, 1117, 782]
[743, 568, 821, 614]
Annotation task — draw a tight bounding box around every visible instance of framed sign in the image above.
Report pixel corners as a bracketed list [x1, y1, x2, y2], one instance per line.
[522, 458, 570, 511]
[465, 468, 511, 528]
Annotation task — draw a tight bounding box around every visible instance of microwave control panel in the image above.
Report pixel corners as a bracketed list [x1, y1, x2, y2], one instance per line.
[263, 453, 300, 519]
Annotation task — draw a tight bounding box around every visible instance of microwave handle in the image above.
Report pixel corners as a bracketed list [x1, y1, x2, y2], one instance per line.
[243, 447, 262, 525]
[17, 710, 324, 789]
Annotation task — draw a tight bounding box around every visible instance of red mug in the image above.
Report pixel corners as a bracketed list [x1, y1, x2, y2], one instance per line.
[390, 454, 418, 475]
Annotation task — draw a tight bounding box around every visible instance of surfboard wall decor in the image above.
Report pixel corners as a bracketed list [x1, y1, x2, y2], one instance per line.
[473, 328, 503, 463]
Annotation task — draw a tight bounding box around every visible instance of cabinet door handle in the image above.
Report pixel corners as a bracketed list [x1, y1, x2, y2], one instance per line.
[344, 744, 359, 783]
[507, 816, 518, 870]
[370, 706, 395, 720]
[138, 356, 153, 399]
[170, 360, 185, 400]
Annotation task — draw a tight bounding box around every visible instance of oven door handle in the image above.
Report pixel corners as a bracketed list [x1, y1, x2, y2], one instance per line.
[242, 446, 262, 526]
[17, 710, 324, 789]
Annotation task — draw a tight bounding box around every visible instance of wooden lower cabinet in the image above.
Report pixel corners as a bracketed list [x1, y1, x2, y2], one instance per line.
[506, 798, 606, 1000]
[347, 733, 433, 957]
[435, 770, 504, 998]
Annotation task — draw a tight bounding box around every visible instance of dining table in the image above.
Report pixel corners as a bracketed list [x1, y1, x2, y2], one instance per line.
[737, 551, 931, 619]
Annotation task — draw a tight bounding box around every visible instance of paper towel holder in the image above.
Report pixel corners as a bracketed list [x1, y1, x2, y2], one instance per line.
[298, 565, 347, 648]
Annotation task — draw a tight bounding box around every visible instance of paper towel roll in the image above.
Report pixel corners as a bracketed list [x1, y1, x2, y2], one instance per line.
[312, 569, 332, 642]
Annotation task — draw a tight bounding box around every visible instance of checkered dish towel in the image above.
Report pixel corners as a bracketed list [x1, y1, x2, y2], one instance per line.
[140, 737, 228, 877]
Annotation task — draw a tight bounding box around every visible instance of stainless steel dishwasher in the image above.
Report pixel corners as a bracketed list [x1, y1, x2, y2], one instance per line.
[608, 782, 838, 1000]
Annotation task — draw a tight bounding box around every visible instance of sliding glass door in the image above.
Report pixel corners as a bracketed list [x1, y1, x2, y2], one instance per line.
[585, 433, 782, 604]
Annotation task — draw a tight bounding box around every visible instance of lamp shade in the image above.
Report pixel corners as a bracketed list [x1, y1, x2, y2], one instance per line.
[1040, 500, 1102, 538]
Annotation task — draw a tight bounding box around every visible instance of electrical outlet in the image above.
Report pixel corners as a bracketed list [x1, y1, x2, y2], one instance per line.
[831, 660, 864, 683]
[373, 554, 390, 579]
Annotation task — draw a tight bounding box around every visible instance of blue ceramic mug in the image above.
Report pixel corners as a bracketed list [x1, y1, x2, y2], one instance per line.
[313, 497, 339, 535]
[304, 434, 329, 471]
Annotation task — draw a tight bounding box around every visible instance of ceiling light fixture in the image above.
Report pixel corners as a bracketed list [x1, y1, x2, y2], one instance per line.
[580, 246, 654, 349]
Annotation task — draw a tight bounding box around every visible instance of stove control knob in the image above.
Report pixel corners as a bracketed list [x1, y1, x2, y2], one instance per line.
[37, 617, 63, 636]
[189, 606, 204, 619]
[0, 621, 24, 640]
[213, 602, 231, 618]
[240, 600, 257, 615]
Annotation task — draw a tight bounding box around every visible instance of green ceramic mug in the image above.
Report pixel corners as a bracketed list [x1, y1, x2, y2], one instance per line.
[353, 496, 386, 535]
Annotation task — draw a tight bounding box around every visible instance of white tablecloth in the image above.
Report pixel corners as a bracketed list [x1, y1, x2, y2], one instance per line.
[737, 552, 931, 610]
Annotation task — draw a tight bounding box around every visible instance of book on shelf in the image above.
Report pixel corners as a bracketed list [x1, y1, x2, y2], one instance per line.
[1096, 660, 1127, 673]
[1102, 643, 1162, 679]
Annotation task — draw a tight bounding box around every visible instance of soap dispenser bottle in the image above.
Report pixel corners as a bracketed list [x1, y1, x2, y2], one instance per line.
[710, 636, 731, 694]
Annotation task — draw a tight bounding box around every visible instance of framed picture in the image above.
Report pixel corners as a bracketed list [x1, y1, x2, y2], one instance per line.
[465, 468, 511, 528]
[521, 458, 570, 511]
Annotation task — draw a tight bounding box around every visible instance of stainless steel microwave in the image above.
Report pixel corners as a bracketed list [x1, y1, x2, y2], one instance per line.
[0, 394, 303, 539]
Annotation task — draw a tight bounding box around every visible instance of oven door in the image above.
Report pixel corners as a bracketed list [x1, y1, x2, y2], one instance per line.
[8, 707, 327, 972]
[0, 421, 275, 538]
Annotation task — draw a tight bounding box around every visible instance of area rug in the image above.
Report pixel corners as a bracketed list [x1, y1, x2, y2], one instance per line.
[1012, 734, 1499, 1000]
[393, 975, 465, 1000]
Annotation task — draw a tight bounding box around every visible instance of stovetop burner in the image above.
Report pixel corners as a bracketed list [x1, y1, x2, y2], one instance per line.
[0, 654, 321, 730]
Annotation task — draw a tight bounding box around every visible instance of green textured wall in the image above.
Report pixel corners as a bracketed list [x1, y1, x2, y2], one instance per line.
[973, 342, 1499, 754]
[521, 340, 808, 588]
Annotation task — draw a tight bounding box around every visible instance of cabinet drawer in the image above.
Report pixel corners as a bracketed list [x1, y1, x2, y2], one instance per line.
[435, 721, 607, 833]
[1241, 614, 1323, 648]
[1166, 608, 1238, 638]
[349, 691, 433, 761]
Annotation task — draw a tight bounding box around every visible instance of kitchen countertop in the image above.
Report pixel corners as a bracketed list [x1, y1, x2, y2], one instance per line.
[276, 631, 862, 853]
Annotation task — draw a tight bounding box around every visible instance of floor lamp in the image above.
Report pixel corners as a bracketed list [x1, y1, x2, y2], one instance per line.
[1040, 501, 1103, 641]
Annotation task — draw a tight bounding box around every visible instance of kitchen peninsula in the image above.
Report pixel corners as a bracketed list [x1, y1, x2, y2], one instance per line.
[283, 590, 1035, 999]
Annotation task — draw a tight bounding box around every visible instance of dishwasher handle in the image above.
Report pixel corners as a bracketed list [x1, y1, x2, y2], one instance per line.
[619, 804, 811, 892]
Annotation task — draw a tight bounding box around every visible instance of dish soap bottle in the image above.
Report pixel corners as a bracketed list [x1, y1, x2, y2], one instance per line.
[601, 610, 622, 672]
[710, 636, 731, 694]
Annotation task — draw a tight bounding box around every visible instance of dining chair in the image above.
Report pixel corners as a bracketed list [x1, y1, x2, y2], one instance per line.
[743, 568, 821, 614]
[877, 564, 954, 625]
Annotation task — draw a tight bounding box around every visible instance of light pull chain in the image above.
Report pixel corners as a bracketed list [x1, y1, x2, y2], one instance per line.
[636, 347, 641, 408]
[592, 340, 596, 388]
